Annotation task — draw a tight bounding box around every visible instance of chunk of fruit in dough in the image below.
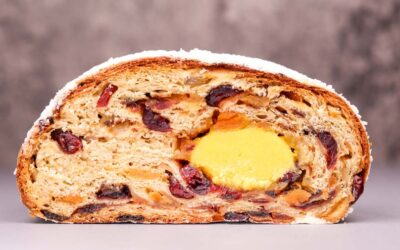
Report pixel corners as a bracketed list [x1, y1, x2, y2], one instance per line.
[191, 127, 295, 190]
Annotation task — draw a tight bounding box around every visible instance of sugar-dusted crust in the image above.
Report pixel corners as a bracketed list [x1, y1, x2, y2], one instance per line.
[16, 49, 371, 224]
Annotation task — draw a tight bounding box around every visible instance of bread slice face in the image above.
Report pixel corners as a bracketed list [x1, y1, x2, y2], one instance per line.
[16, 50, 370, 224]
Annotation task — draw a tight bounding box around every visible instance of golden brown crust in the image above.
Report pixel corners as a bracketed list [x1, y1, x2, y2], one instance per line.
[16, 56, 370, 224]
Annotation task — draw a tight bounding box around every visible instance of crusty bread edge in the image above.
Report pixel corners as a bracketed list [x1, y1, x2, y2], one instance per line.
[16, 49, 371, 224]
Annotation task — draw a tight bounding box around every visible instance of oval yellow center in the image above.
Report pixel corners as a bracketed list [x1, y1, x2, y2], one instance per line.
[191, 127, 295, 190]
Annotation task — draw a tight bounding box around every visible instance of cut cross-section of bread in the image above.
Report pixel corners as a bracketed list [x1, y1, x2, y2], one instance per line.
[16, 49, 371, 224]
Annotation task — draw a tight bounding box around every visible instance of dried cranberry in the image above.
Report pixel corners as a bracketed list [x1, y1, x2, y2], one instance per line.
[116, 214, 145, 222]
[205, 85, 242, 107]
[142, 106, 171, 132]
[316, 131, 338, 169]
[73, 203, 106, 214]
[50, 129, 83, 154]
[351, 171, 365, 204]
[179, 165, 210, 195]
[97, 84, 118, 107]
[165, 170, 194, 199]
[224, 212, 249, 222]
[96, 184, 132, 199]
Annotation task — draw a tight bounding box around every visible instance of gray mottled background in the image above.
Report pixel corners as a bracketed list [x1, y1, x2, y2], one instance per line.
[0, 0, 399, 175]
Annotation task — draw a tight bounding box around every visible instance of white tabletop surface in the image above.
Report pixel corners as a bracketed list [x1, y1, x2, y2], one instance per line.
[1, 166, 399, 250]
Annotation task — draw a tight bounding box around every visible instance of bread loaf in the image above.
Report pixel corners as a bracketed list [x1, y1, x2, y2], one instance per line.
[16, 49, 371, 224]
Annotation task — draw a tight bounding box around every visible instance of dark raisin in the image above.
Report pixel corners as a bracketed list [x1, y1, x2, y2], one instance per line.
[97, 84, 118, 107]
[39, 116, 54, 130]
[247, 211, 270, 217]
[179, 165, 210, 195]
[116, 214, 145, 223]
[221, 190, 242, 201]
[96, 184, 132, 199]
[351, 171, 365, 204]
[295, 190, 336, 209]
[41, 209, 68, 221]
[205, 85, 242, 107]
[265, 190, 277, 197]
[316, 131, 338, 169]
[211, 110, 220, 124]
[279, 171, 303, 184]
[126, 99, 146, 110]
[142, 106, 171, 132]
[210, 184, 242, 200]
[165, 170, 194, 199]
[50, 129, 83, 154]
[270, 212, 293, 221]
[224, 212, 249, 223]
[73, 203, 106, 214]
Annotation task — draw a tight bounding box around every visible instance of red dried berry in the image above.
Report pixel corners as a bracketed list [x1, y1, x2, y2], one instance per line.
[205, 85, 242, 107]
[50, 129, 83, 154]
[351, 171, 365, 204]
[142, 105, 171, 132]
[96, 184, 132, 199]
[316, 131, 338, 169]
[165, 170, 194, 199]
[97, 84, 118, 107]
[180, 165, 210, 195]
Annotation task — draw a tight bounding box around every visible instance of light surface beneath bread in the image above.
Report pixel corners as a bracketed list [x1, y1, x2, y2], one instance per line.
[16, 50, 370, 224]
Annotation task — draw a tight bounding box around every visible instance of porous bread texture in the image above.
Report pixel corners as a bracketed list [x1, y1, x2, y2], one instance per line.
[16, 50, 371, 224]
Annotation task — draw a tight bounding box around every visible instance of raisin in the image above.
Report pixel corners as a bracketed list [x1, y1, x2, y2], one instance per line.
[39, 116, 54, 130]
[205, 85, 242, 107]
[316, 131, 338, 169]
[165, 170, 194, 199]
[247, 211, 270, 217]
[50, 129, 83, 154]
[179, 165, 210, 195]
[211, 110, 220, 124]
[73, 203, 106, 214]
[224, 212, 249, 222]
[126, 99, 146, 110]
[41, 209, 68, 221]
[210, 184, 242, 201]
[142, 106, 171, 132]
[116, 214, 145, 223]
[97, 84, 118, 107]
[96, 184, 132, 199]
[351, 171, 365, 204]
[279, 171, 303, 184]
[295, 190, 336, 209]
